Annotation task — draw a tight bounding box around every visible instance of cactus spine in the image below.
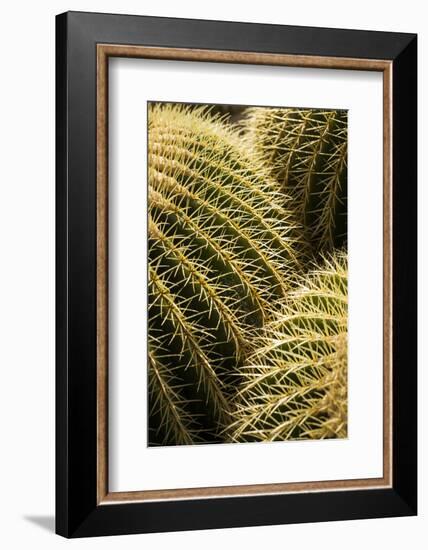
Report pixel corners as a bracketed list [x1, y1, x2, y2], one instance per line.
[148, 103, 305, 446]
[228, 250, 348, 443]
[243, 108, 348, 253]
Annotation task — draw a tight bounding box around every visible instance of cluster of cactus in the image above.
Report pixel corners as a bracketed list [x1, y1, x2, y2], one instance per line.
[147, 102, 348, 446]
[148, 103, 306, 445]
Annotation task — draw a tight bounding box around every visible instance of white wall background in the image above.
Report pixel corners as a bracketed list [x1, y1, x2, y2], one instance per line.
[0, 1, 424, 548]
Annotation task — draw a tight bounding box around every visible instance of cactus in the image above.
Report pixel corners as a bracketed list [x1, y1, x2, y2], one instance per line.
[148, 103, 305, 446]
[243, 107, 347, 253]
[228, 250, 348, 443]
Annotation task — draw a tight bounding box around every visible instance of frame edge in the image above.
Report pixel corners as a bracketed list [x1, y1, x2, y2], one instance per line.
[55, 11, 69, 538]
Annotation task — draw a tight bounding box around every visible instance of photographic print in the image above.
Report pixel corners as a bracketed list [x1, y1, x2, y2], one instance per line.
[148, 101, 348, 447]
[57, 14, 417, 536]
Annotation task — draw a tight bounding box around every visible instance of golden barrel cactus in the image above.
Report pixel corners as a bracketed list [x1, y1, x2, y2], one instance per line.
[228, 250, 348, 443]
[148, 103, 306, 445]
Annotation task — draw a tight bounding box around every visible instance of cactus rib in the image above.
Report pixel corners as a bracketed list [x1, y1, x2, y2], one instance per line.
[148, 340, 200, 446]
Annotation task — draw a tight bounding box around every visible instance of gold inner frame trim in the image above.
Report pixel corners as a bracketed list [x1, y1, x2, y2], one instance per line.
[96, 43, 393, 505]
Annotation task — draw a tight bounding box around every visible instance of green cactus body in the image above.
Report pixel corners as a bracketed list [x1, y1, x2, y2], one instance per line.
[243, 108, 348, 253]
[228, 250, 348, 443]
[148, 103, 304, 446]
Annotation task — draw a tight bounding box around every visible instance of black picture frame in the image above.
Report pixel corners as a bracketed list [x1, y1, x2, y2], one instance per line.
[56, 10, 417, 538]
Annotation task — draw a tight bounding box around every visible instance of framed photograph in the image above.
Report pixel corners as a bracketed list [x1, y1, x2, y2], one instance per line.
[56, 11, 417, 538]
